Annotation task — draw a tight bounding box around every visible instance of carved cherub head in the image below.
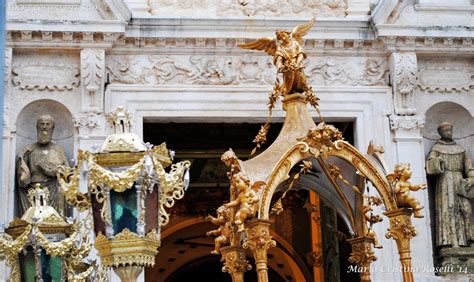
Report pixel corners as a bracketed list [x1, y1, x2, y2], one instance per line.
[221, 148, 238, 167]
[232, 172, 251, 192]
[394, 163, 412, 181]
[216, 205, 228, 217]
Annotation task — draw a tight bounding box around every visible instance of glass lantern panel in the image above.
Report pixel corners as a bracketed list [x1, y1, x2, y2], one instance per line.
[20, 247, 63, 282]
[110, 187, 138, 234]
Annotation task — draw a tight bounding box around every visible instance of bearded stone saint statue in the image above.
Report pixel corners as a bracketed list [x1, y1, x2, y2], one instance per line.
[426, 122, 474, 248]
[17, 115, 70, 216]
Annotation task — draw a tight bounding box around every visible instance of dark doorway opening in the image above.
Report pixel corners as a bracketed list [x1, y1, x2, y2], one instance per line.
[144, 121, 355, 282]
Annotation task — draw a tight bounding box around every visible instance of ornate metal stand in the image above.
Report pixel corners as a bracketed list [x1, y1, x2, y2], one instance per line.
[207, 20, 424, 282]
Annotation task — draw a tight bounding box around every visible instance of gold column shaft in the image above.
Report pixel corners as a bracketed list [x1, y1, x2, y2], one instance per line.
[113, 266, 143, 282]
[384, 208, 416, 282]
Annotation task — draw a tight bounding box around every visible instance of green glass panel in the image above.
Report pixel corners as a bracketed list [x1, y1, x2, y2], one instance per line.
[19, 246, 36, 282]
[111, 188, 138, 234]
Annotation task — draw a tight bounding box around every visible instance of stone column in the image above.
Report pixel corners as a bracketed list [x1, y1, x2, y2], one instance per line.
[0, 46, 13, 282]
[220, 246, 251, 282]
[243, 220, 276, 282]
[389, 115, 436, 280]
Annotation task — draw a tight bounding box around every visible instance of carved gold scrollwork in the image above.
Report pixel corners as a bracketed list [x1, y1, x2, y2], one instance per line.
[0, 225, 32, 282]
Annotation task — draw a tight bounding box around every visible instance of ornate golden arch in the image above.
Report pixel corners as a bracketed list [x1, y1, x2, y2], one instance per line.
[210, 94, 422, 282]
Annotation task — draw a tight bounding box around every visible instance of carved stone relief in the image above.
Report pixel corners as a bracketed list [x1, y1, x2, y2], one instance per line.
[3, 48, 13, 133]
[389, 115, 425, 131]
[217, 0, 347, 17]
[149, 0, 347, 18]
[389, 52, 417, 116]
[107, 55, 388, 87]
[106, 56, 149, 84]
[7, 0, 116, 21]
[417, 58, 473, 94]
[73, 112, 102, 136]
[11, 62, 80, 91]
[4, 48, 12, 84]
[81, 48, 105, 112]
[307, 58, 388, 86]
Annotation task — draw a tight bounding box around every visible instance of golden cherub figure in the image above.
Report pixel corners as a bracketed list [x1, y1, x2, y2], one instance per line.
[224, 172, 260, 232]
[387, 163, 427, 218]
[206, 205, 232, 254]
[239, 19, 315, 96]
[363, 205, 383, 249]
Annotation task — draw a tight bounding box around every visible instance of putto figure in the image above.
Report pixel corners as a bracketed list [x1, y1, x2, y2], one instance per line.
[239, 19, 315, 96]
[206, 205, 232, 254]
[17, 115, 70, 215]
[387, 163, 426, 218]
[224, 172, 260, 232]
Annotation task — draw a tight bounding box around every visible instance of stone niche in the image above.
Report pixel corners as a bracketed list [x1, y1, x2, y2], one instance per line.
[15, 99, 75, 162]
[423, 102, 474, 162]
[423, 101, 474, 276]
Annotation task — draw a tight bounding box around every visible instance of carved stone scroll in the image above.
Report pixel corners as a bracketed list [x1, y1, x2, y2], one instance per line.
[389, 52, 417, 116]
[81, 48, 105, 112]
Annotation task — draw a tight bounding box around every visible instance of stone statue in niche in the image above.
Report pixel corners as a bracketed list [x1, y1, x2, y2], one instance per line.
[426, 122, 474, 248]
[17, 115, 70, 216]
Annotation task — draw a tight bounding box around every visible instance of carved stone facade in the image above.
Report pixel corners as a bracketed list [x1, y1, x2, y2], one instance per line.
[2, 0, 474, 281]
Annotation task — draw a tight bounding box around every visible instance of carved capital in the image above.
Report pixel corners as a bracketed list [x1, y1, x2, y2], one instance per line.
[347, 237, 377, 266]
[347, 236, 376, 281]
[73, 112, 102, 136]
[243, 220, 275, 260]
[80, 48, 105, 112]
[389, 115, 425, 140]
[220, 246, 251, 282]
[384, 208, 417, 242]
[389, 52, 417, 116]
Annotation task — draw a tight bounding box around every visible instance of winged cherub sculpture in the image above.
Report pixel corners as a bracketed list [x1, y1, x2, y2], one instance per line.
[239, 19, 315, 96]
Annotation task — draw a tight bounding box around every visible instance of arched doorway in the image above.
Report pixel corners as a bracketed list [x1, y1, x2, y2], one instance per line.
[144, 121, 356, 281]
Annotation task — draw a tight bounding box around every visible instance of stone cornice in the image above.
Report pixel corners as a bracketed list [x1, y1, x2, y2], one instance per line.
[6, 30, 122, 48]
[5, 17, 473, 53]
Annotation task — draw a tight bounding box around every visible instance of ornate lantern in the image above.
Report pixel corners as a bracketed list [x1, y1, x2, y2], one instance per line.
[58, 106, 191, 281]
[0, 184, 94, 282]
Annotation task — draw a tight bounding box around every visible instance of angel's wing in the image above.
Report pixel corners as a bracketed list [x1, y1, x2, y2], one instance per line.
[291, 18, 315, 45]
[238, 37, 277, 56]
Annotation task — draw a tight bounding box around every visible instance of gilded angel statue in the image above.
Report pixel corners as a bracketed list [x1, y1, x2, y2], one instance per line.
[239, 19, 315, 96]
[387, 163, 426, 218]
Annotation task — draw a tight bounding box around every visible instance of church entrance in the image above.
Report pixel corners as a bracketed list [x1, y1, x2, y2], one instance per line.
[143, 121, 358, 282]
